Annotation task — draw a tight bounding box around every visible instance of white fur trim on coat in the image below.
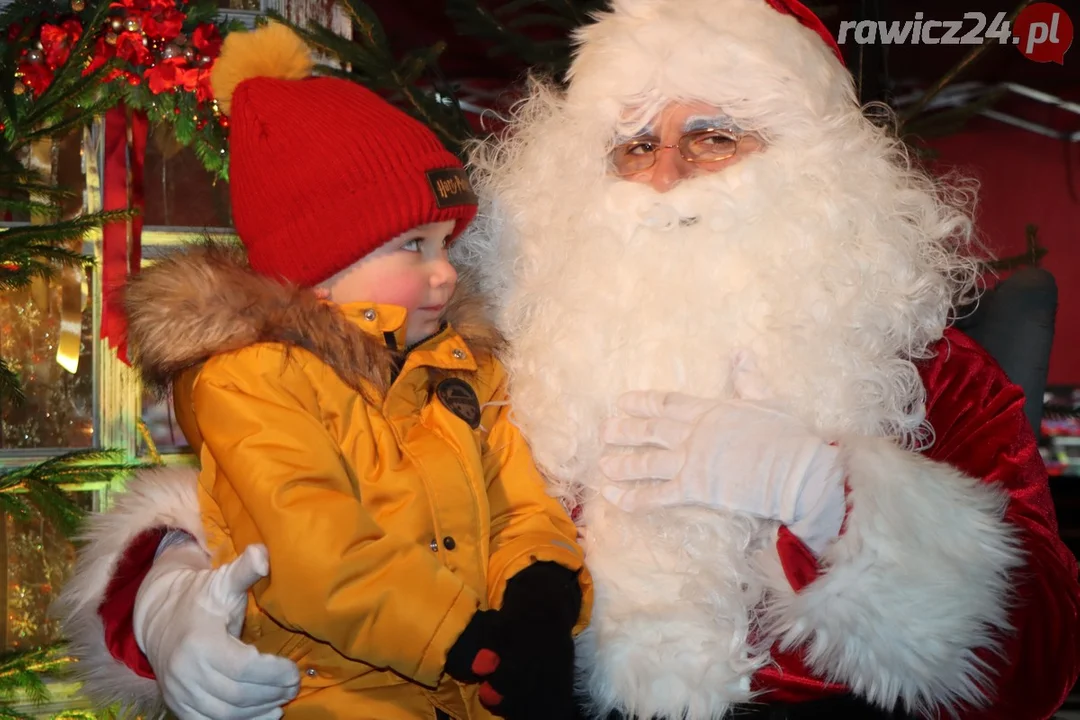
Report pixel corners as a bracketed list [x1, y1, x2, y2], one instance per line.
[53, 467, 204, 718]
[754, 436, 1023, 716]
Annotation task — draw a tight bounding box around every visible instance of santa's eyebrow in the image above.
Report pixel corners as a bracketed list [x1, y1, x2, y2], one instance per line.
[684, 115, 743, 133]
[614, 122, 659, 144]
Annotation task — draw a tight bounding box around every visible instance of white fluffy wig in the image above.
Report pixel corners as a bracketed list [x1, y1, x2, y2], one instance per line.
[457, 0, 983, 488]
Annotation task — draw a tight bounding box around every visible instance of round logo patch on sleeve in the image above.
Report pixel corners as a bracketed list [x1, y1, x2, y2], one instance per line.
[436, 378, 481, 429]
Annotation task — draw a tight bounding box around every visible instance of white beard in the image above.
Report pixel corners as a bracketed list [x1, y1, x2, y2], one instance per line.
[460, 124, 971, 717]
[496, 152, 930, 497]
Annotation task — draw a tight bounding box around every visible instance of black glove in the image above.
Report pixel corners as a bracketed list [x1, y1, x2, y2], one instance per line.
[501, 560, 583, 631]
[445, 608, 498, 683]
[466, 562, 582, 720]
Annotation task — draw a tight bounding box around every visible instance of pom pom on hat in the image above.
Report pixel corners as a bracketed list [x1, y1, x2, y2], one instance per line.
[210, 22, 314, 115]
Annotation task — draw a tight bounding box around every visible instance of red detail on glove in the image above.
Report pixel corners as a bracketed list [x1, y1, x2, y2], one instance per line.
[479, 681, 504, 707]
[472, 648, 500, 676]
[775, 525, 821, 592]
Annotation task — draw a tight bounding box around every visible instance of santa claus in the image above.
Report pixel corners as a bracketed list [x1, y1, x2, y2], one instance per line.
[56, 1, 1079, 719]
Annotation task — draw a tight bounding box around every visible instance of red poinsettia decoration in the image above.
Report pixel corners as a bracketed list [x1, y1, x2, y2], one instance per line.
[15, 0, 229, 143]
[143, 56, 195, 94]
[39, 19, 82, 70]
[110, 0, 184, 42]
[84, 35, 118, 78]
[191, 22, 220, 58]
[191, 23, 220, 101]
[17, 60, 53, 97]
[114, 29, 153, 65]
[141, 6, 184, 40]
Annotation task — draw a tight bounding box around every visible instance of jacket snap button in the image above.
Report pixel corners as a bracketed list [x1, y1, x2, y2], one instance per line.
[443, 536, 456, 550]
[364, 309, 377, 321]
[429, 538, 439, 552]
[305, 667, 317, 677]
[452, 348, 466, 360]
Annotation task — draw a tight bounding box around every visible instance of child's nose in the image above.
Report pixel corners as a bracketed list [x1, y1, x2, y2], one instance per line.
[430, 258, 457, 288]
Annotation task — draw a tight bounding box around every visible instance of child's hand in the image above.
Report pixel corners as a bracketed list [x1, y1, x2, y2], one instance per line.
[445, 562, 581, 719]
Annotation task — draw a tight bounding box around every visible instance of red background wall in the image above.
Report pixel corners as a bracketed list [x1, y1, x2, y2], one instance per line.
[930, 115, 1080, 385]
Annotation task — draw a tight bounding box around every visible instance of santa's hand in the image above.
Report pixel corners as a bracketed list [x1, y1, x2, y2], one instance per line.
[134, 541, 301, 720]
[598, 366, 846, 554]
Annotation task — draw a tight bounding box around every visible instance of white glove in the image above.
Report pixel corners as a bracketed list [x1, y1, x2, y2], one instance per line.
[134, 541, 301, 720]
[598, 359, 846, 555]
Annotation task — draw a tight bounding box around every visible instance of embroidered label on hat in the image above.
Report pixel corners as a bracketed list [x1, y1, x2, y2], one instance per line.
[436, 378, 481, 429]
[426, 168, 478, 209]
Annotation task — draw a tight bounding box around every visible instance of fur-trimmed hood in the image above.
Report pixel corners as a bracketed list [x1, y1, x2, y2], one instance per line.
[124, 242, 502, 396]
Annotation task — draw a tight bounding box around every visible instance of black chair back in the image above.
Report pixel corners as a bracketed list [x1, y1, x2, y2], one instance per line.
[954, 267, 1058, 436]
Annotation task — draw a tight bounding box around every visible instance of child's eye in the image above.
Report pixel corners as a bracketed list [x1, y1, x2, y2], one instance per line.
[401, 238, 422, 252]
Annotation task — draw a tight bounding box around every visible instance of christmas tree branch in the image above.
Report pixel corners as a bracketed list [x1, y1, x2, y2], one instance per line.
[446, 0, 557, 67]
[1, 1, 117, 141]
[271, 0, 473, 154]
[0, 362, 23, 406]
[446, 0, 604, 75]
[0, 209, 132, 294]
[0, 644, 77, 718]
[0, 450, 147, 537]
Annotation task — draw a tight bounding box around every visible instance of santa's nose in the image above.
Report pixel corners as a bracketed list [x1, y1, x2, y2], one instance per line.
[648, 146, 695, 193]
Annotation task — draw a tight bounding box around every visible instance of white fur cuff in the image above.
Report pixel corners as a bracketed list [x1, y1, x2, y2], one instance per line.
[754, 435, 1023, 716]
[53, 467, 204, 718]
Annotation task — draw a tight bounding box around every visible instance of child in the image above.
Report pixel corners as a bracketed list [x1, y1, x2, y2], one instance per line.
[121, 23, 590, 720]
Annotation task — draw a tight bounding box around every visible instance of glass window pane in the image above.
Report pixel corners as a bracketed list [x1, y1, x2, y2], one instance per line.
[3, 492, 97, 650]
[0, 273, 95, 450]
[0, 129, 85, 223]
[54, 127, 88, 221]
[141, 387, 191, 455]
[143, 126, 232, 228]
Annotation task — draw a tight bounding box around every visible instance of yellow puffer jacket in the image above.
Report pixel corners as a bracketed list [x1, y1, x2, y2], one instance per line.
[125, 244, 592, 720]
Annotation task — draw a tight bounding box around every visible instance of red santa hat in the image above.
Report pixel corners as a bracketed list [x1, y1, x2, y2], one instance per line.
[763, 0, 845, 65]
[565, 0, 855, 135]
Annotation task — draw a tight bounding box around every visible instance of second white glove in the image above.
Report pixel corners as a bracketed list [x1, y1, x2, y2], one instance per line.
[133, 541, 301, 720]
[599, 374, 846, 555]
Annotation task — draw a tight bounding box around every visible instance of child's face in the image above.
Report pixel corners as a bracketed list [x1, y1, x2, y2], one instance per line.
[319, 220, 458, 345]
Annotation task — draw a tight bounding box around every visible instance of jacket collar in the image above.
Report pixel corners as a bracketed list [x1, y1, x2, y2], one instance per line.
[124, 242, 498, 396]
[340, 302, 479, 374]
[338, 302, 408, 351]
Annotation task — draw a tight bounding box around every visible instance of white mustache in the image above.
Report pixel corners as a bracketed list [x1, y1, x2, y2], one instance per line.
[618, 160, 757, 233]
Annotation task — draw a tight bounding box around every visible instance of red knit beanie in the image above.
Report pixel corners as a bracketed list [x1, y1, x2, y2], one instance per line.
[210, 23, 478, 287]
